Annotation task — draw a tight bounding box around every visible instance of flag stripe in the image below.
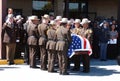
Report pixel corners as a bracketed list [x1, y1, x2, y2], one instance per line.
[68, 34, 92, 58]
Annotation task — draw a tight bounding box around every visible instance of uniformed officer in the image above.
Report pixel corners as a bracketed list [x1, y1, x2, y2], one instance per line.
[38, 14, 49, 70]
[46, 20, 57, 72]
[71, 19, 82, 71]
[27, 16, 39, 68]
[80, 18, 93, 44]
[71, 19, 82, 34]
[80, 18, 92, 73]
[56, 18, 72, 75]
[55, 16, 62, 29]
[54, 16, 62, 64]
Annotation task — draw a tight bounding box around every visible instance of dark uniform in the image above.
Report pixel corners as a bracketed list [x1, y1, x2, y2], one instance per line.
[27, 22, 38, 68]
[38, 23, 48, 70]
[46, 26, 56, 72]
[56, 25, 71, 75]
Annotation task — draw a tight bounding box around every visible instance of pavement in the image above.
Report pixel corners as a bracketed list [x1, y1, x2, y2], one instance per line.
[0, 59, 120, 81]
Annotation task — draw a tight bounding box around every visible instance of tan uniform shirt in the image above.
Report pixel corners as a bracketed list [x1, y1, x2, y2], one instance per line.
[27, 22, 38, 45]
[79, 28, 93, 44]
[71, 27, 82, 35]
[38, 23, 48, 45]
[46, 27, 56, 50]
[56, 26, 71, 51]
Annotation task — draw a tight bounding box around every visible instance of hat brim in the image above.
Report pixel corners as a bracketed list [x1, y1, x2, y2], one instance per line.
[31, 19, 40, 21]
[49, 24, 56, 26]
[74, 21, 81, 24]
[55, 18, 61, 21]
[60, 21, 67, 23]
[80, 21, 91, 25]
[42, 16, 50, 19]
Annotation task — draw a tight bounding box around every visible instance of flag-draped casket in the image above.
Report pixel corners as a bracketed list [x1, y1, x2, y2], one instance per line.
[68, 34, 92, 58]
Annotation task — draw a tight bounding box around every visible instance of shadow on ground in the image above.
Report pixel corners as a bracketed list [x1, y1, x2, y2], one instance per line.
[0, 66, 20, 71]
[69, 59, 120, 76]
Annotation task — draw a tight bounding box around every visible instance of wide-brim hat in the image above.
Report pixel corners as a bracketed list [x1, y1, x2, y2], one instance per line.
[30, 16, 40, 21]
[49, 20, 56, 25]
[67, 20, 72, 25]
[74, 19, 81, 24]
[80, 18, 91, 25]
[15, 15, 23, 20]
[55, 16, 62, 21]
[60, 18, 68, 23]
[42, 14, 50, 19]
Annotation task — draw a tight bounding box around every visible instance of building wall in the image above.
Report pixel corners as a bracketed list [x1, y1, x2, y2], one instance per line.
[7, 0, 32, 17]
[7, 0, 119, 19]
[88, 0, 118, 19]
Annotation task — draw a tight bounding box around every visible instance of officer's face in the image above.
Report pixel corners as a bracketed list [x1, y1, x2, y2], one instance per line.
[67, 24, 71, 29]
[32, 20, 39, 25]
[75, 23, 80, 28]
[83, 23, 89, 28]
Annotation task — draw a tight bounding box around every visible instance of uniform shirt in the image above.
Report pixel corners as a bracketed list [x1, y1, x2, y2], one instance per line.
[46, 27, 56, 50]
[38, 23, 48, 38]
[27, 22, 38, 45]
[47, 27, 56, 40]
[38, 23, 48, 45]
[79, 28, 93, 44]
[27, 22, 38, 37]
[56, 26, 71, 51]
[71, 27, 81, 35]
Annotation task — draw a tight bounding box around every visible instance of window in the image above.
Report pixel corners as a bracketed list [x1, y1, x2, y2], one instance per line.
[33, 0, 53, 10]
[69, 3, 79, 11]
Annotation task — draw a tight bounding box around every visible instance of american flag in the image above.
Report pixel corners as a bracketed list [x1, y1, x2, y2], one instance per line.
[68, 34, 92, 58]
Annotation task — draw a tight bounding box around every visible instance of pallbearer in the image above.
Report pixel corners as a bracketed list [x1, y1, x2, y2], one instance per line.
[27, 16, 39, 68]
[38, 14, 50, 70]
[56, 18, 72, 75]
[46, 20, 57, 72]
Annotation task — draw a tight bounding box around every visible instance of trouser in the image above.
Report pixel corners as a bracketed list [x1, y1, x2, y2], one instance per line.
[92, 43, 100, 59]
[40, 45, 47, 70]
[72, 54, 90, 71]
[100, 43, 108, 60]
[117, 55, 120, 65]
[24, 44, 29, 64]
[29, 45, 37, 67]
[6, 43, 16, 63]
[81, 54, 90, 72]
[48, 50, 55, 72]
[72, 55, 81, 69]
[57, 51, 68, 74]
[107, 44, 118, 59]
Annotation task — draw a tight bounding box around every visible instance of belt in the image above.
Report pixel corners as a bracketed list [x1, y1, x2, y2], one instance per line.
[48, 39, 56, 41]
[57, 39, 67, 41]
[39, 36, 47, 39]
